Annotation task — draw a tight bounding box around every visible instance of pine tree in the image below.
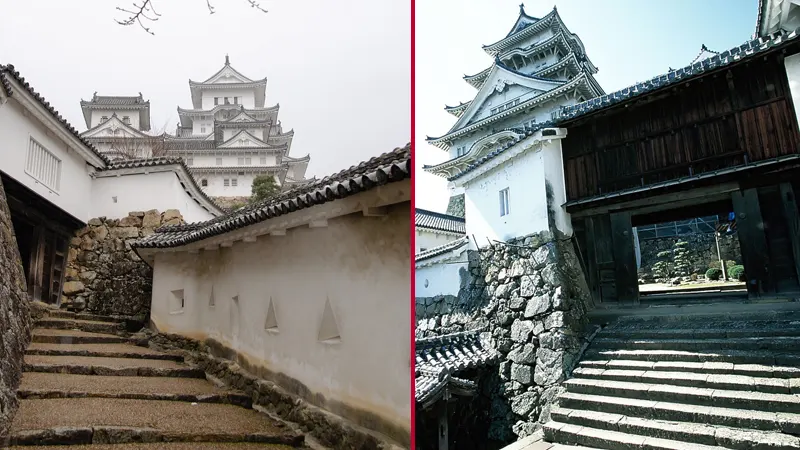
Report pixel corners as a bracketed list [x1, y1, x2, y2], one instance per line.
[673, 241, 691, 276]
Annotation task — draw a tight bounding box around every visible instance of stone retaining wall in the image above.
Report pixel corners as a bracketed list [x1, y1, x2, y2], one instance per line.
[61, 210, 185, 318]
[142, 332, 404, 450]
[416, 230, 596, 443]
[0, 176, 31, 443]
[638, 232, 741, 277]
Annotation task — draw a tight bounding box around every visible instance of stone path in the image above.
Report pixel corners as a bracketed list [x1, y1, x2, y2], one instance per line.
[7, 309, 305, 449]
[542, 308, 800, 449]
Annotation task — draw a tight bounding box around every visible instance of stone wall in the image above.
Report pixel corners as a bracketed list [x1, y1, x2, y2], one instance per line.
[416, 231, 596, 443]
[445, 194, 465, 218]
[638, 232, 741, 277]
[61, 210, 184, 318]
[0, 176, 31, 442]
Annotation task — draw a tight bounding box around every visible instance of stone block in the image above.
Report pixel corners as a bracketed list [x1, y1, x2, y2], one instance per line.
[510, 363, 533, 384]
[510, 391, 539, 417]
[142, 212, 161, 229]
[511, 319, 533, 343]
[118, 215, 142, 227]
[111, 227, 140, 239]
[63, 281, 86, 296]
[507, 343, 537, 364]
[524, 295, 551, 318]
[162, 209, 182, 221]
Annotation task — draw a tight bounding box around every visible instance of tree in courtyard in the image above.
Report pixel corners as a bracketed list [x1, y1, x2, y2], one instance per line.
[651, 250, 672, 281]
[116, 0, 268, 35]
[251, 175, 280, 203]
[672, 241, 692, 276]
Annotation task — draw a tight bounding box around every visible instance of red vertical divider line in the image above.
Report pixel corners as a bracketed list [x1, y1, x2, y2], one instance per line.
[409, 0, 416, 447]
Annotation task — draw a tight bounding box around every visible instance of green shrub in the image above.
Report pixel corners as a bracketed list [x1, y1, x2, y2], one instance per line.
[729, 265, 746, 282]
[709, 261, 721, 270]
[705, 268, 722, 281]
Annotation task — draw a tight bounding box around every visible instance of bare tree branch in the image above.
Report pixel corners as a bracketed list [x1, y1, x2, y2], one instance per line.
[116, 0, 267, 35]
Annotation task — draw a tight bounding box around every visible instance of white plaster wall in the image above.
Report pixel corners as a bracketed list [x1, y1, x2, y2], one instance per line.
[0, 99, 94, 221]
[199, 173, 259, 197]
[464, 148, 548, 243]
[222, 127, 267, 142]
[90, 109, 140, 129]
[201, 89, 256, 110]
[91, 171, 215, 223]
[540, 138, 572, 236]
[186, 153, 276, 168]
[415, 254, 467, 298]
[149, 202, 410, 434]
[415, 229, 459, 254]
[784, 53, 800, 133]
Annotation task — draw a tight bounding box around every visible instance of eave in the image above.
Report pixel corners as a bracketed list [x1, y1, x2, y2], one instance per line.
[483, 8, 559, 56]
[177, 104, 279, 127]
[444, 101, 471, 117]
[188, 78, 267, 109]
[190, 165, 287, 174]
[464, 67, 491, 89]
[424, 129, 524, 178]
[426, 72, 592, 149]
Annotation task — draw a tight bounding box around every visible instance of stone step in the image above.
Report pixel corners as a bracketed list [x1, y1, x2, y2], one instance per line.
[610, 309, 800, 326]
[582, 349, 800, 367]
[563, 377, 800, 413]
[572, 366, 800, 394]
[19, 373, 249, 406]
[31, 329, 128, 345]
[9, 398, 304, 447]
[578, 359, 800, 380]
[47, 310, 127, 323]
[23, 355, 204, 378]
[550, 406, 800, 449]
[591, 336, 800, 352]
[34, 318, 124, 334]
[556, 392, 800, 433]
[543, 421, 726, 450]
[599, 326, 800, 340]
[26, 342, 183, 361]
[12, 444, 296, 449]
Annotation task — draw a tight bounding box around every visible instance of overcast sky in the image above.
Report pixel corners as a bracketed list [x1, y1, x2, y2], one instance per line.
[415, 0, 757, 212]
[0, 0, 410, 179]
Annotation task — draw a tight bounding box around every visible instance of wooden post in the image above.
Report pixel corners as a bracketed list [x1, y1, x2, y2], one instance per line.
[715, 231, 728, 281]
[610, 211, 639, 304]
[731, 188, 773, 297]
[779, 183, 800, 286]
[584, 217, 600, 304]
[437, 399, 448, 450]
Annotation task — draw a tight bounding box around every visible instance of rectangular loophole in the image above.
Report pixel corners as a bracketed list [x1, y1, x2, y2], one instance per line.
[170, 289, 185, 313]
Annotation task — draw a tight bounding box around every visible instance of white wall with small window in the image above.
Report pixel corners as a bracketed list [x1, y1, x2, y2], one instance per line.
[201, 89, 257, 110]
[199, 173, 260, 197]
[90, 109, 140, 130]
[0, 96, 94, 220]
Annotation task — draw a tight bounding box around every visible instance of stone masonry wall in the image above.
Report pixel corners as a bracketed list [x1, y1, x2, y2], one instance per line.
[445, 194, 465, 218]
[638, 232, 741, 277]
[0, 176, 31, 442]
[416, 230, 596, 443]
[61, 209, 185, 318]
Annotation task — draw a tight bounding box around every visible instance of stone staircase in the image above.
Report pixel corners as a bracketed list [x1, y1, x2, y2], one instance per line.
[543, 309, 800, 449]
[7, 309, 306, 449]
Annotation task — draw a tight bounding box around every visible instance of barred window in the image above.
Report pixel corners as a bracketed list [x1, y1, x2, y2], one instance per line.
[25, 138, 62, 192]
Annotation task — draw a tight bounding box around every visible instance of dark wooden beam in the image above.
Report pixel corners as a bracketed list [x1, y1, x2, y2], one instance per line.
[610, 211, 639, 304]
[584, 217, 601, 304]
[438, 400, 449, 450]
[779, 183, 800, 286]
[731, 188, 774, 297]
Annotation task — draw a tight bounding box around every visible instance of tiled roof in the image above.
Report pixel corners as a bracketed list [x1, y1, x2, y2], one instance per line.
[415, 236, 469, 262]
[559, 29, 799, 121]
[0, 64, 111, 166]
[131, 143, 411, 249]
[415, 208, 466, 235]
[101, 157, 224, 215]
[415, 330, 499, 407]
[449, 28, 800, 182]
[83, 93, 148, 106]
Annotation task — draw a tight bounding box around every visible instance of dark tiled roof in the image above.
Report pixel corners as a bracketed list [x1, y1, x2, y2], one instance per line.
[0, 64, 110, 167]
[415, 330, 499, 406]
[82, 93, 148, 106]
[415, 208, 466, 235]
[415, 236, 469, 262]
[559, 29, 799, 121]
[132, 143, 411, 249]
[102, 157, 224, 215]
[448, 28, 800, 182]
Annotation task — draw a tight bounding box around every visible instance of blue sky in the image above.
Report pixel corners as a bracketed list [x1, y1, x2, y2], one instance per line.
[415, 0, 759, 212]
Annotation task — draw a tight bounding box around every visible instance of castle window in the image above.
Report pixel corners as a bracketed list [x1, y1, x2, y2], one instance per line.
[456, 146, 466, 157]
[237, 157, 244, 165]
[232, 179, 238, 187]
[224, 179, 230, 186]
[201, 179, 208, 187]
[260, 157, 267, 165]
[101, 116, 109, 122]
[499, 188, 510, 217]
[201, 127, 206, 134]
[186, 157, 194, 166]
[216, 158, 223, 165]
[122, 116, 130, 124]
[214, 97, 220, 105]
[234, 97, 238, 105]
[245, 157, 252, 165]
[225, 97, 230, 105]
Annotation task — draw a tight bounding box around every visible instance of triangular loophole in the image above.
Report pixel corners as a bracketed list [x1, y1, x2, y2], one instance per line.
[209, 286, 216, 307]
[318, 297, 341, 343]
[265, 297, 278, 332]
